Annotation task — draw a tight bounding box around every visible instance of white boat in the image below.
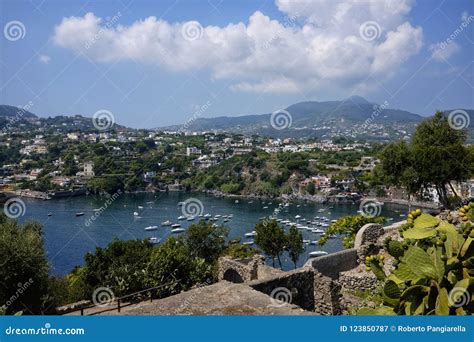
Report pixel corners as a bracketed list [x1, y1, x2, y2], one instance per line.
[243, 240, 254, 245]
[47, 213, 53, 216]
[312, 229, 324, 234]
[309, 240, 318, 245]
[177, 202, 185, 206]
[177, 215, 186, 220]
[133, 211, 139, 216]
[138, 206, 144, 209]
[303, 239, 310, 244]
[145, 226, 158, 231]
[171, 223, 181, 228]
[317, 208, 326, 212]
[186, 216, 196, 221]
[161, 220, 172, 226]
[149, 237, 161, 244]
[228, 214, 233, 218]
[204, 213, 212, 219]
[223, 219, 230, 222]
[331, 220, 337, 223]
[214, 214, 221, 218]
[235, 200, 239, 203]
[295, 215, 301, 219]
[93, 208, 101, 212]
[309, 251, 328, 258]
[245, 231, 256, 237]
[75, 212, 84, 217]
[171, 228, 185, 233]
[248, 201, 254, 204]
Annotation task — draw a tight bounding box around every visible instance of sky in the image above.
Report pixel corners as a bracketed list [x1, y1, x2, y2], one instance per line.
[0, 0, 473, 128]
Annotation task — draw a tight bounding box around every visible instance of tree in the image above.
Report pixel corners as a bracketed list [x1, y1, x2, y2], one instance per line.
[286, 225, 303, 268]
[254, 219, 286, 269]
[185, 221, 228, 264]
[0, 214, 55, 314]
[83, 239, 153, 297]
[146, 237, 211, 297]
[306, 182, 316, 195]
[318, 215, 385, 249]
[379, 112, 473, 208]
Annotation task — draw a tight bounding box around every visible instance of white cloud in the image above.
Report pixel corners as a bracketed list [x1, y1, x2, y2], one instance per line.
[429, 41, 460, 61]
[52, 1, 423, 94]
[38, 54, 51, 64]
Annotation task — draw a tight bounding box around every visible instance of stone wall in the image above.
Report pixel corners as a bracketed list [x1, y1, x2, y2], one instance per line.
[307, 248, 358, 279]
[218, 255, 265, 283]
[216, 221, 404, 315]
[248, 267, 316, 311]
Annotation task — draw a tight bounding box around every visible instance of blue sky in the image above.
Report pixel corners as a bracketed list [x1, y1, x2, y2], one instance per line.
[0, 0, 473, 128]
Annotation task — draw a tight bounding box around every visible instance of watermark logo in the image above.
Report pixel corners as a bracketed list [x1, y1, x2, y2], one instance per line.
[92, 109, 115, 131]
[92, 287, 115, 307]
[270, 109, 292, 130]
[181, 198, 204, 218]
[269, 287, 292, 307]
[181, 21, 204, 41]
[448, 287, 470, 308]
[3, 198, 26, 219]
[84, 190, 122, 227]
[84, 12, 122, 50]
[448, 109, 470, 130]
[359, 21, 381, 42]
[5, 279, 34, 308]
[4, 21, 26, 41]
[359, 199, 382, 218]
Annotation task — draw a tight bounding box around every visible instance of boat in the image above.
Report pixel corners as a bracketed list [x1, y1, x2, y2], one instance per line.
[214, 214, 221, 218]
[309, 251, 328, 258]
[331, 220, 337, 223]
[243, 240, 254, 245]
[295, 215, 301, 219]
[161, 220, 172, 226]
[235, 200, 239, 203]
[312, 229, 324, 234]
[263, 206, 268, 209]
[93, 208, 101, 212]
[133, 211, 139, 216]
[228, 214, 233, 218]
[177, 215, 186, 220]
[317, 208, 326, 212]
[171, 223, 181, 228]
[248, 201, 254, 204]
[138, 206, 144, 209]
[149, 237, 161, 244]
[309, 240, 318, 245]
[303, 239, 310, 244]
[204, 213, 212, 219]
[223, 219, 230, 222]
[145, 225, 158, 231]
[245, 231, 256, 237]
[171, 228, 185, 233]
[47, 213, 52, 216]
[177, 202, 185, 206]
[186, 216, 196, 221]
[75, 212, 84, 217]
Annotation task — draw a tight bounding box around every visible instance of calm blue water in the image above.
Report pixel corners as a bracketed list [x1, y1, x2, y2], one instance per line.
[17, 193, 408, 275]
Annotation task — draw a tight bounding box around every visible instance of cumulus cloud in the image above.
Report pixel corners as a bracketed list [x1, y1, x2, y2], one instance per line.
[52, 0, 423, 94]
[429, 41, 460, 61]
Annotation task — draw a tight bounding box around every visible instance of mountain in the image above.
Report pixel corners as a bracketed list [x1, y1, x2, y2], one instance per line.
[0, 105, 37, 118]
[161, 96, 424, 134]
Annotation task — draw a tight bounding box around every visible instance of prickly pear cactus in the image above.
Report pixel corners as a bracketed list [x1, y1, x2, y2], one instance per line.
[359, 203, 474, 316]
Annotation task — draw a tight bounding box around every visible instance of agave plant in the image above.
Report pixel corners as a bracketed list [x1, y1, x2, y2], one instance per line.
[359, 203, 474, 315]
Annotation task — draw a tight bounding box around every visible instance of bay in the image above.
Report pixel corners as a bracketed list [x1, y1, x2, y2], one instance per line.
[16, 192, 408, 275]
